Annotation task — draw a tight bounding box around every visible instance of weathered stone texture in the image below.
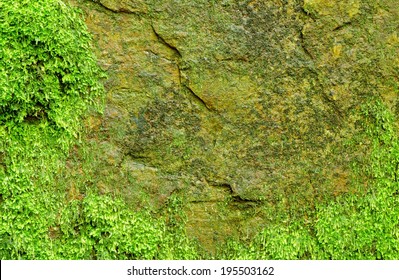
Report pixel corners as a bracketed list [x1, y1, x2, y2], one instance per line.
[68, 0, 399, 250]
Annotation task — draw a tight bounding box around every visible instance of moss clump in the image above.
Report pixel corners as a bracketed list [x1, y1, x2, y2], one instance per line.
[0, 0, 104, 136]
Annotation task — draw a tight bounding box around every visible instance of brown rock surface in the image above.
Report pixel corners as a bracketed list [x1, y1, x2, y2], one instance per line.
[68, 0, 399, 250]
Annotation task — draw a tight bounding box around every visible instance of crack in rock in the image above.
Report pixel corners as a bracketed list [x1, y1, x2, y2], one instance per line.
[149, 25, 214, 112]
[91, 0, 147, 14]
[151, 25, 182, 58]
[299, 28, 315, 61]
[183, 84, 212, 112]
[332, 21, 352, 31]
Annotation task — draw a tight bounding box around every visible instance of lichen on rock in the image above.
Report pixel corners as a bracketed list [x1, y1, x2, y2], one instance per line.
[67, 0, 399, 251]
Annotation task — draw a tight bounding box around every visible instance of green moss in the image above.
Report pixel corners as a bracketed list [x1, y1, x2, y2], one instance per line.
[0, 0, 104, 136]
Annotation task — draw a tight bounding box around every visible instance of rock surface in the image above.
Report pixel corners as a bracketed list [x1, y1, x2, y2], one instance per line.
[68, 0, 399, 250]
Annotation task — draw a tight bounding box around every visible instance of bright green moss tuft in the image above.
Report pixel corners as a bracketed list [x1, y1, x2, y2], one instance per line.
[0, 0, 104, 136]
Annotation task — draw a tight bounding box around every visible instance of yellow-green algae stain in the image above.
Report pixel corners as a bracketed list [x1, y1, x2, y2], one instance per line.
[64, 0, 399, 253]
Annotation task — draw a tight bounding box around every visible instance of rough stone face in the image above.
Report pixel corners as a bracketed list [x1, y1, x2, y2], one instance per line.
[68, 0, 399, 250]
[94, 0, 147, 13]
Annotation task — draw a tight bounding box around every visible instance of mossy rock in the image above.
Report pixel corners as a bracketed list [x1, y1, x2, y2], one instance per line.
[67, 0, 399, 251]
